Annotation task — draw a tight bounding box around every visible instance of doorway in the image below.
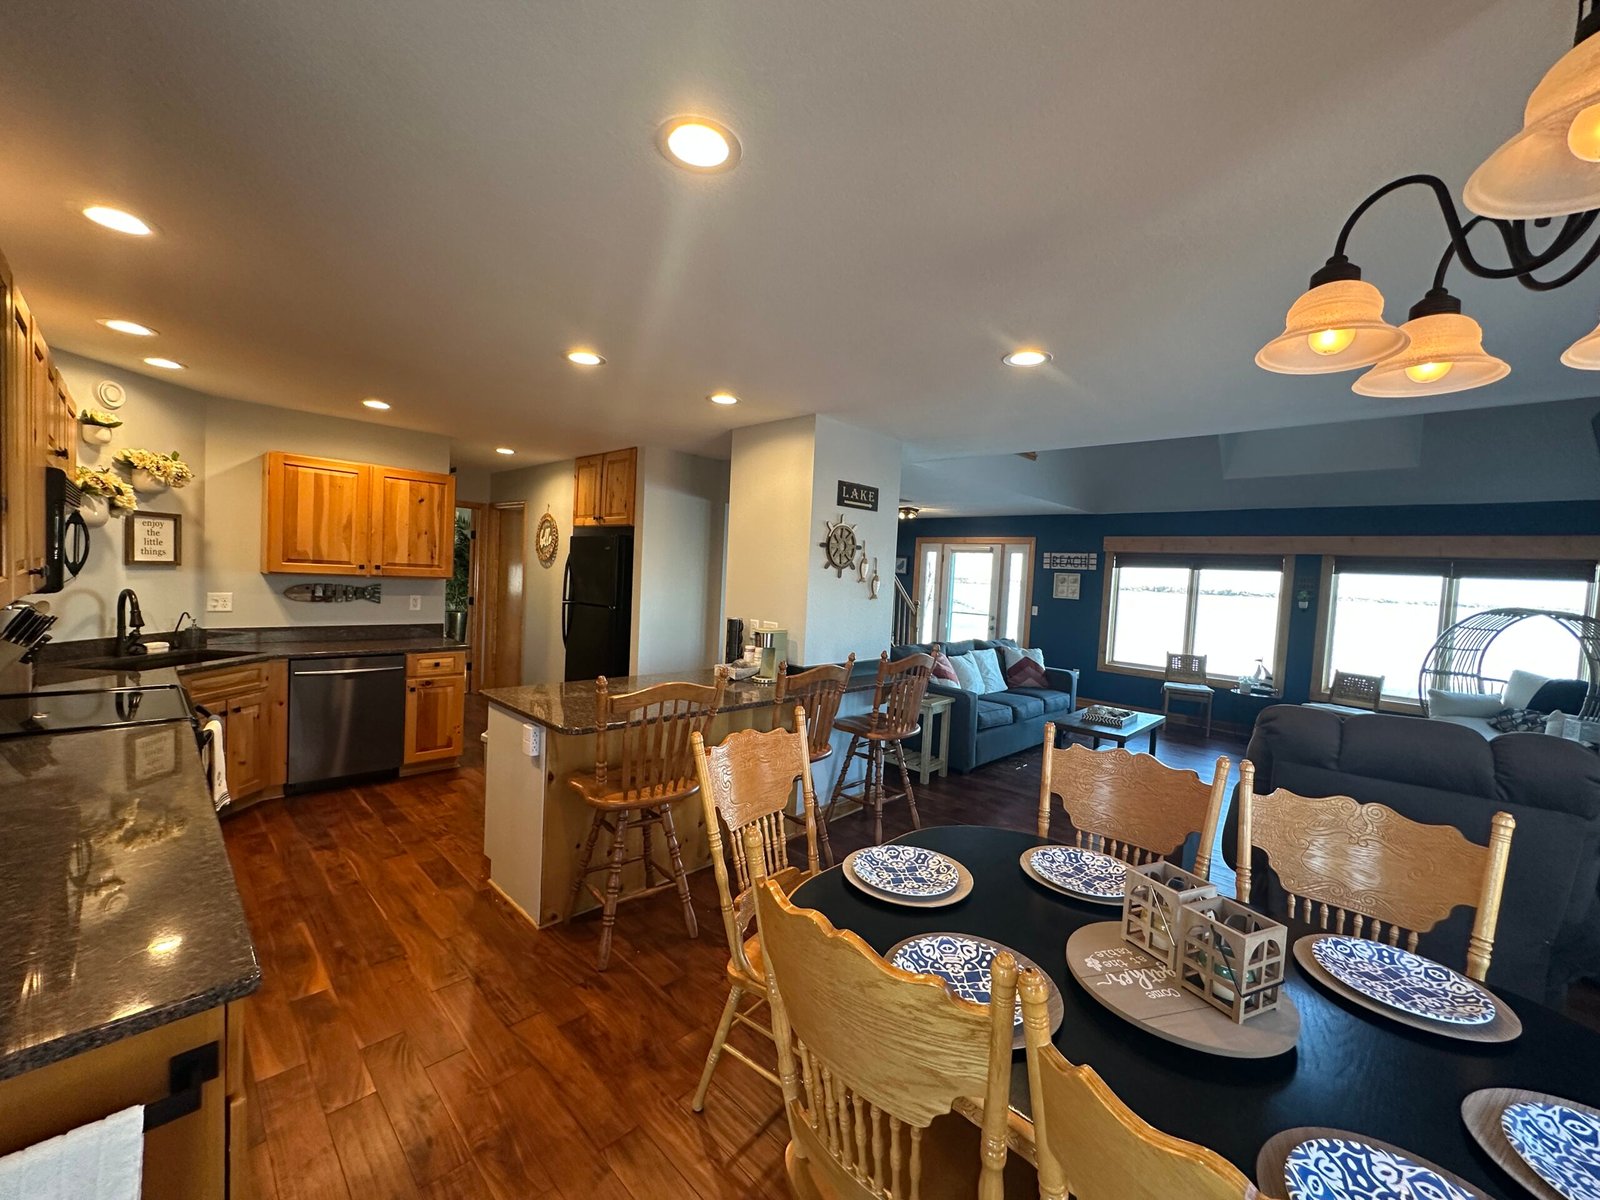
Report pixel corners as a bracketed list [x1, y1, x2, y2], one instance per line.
[913, 537, 1035, 644]
[478, 503, 526, 690]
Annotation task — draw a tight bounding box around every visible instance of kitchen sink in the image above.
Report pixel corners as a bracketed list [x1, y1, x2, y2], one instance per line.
[66, 648, 260, 671]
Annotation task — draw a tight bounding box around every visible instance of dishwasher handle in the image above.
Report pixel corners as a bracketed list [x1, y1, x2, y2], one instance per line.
[291, 665, 406, 677]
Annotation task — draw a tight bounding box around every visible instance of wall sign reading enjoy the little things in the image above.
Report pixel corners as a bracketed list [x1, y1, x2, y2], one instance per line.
[836, 480, 879, 511]
[124, 511, 182, 565]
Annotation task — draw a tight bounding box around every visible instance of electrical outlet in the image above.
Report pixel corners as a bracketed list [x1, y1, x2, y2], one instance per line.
[408, 595, 422, 611]
[206, 592, 233, 613]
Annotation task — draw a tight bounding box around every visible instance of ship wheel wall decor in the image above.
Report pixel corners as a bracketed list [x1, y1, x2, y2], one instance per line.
[818, 514, 861, 577]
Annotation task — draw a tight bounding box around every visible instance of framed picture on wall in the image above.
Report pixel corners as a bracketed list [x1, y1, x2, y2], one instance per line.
[895, 557, 908, 575]
[125, 511, 182, 565]
[1053, 571, 1081, 600]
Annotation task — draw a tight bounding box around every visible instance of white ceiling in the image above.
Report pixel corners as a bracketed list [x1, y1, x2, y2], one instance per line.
[1, 0, 1595, 473]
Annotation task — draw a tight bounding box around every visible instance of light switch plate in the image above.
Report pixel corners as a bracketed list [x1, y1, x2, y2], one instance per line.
[1031, 605, 1039, 616]
[408, 595, 422, 611]
[206, 592, 233, 612]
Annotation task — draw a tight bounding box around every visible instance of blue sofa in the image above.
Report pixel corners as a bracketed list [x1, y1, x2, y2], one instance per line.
[890, 639, 1079, 772]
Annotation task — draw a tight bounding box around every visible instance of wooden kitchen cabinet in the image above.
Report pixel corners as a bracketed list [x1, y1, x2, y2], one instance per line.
[184, 661, 287, 806]
[405, 650, 465, 765]
[261, 452, 454, 577]
[573, 446, 636, 526]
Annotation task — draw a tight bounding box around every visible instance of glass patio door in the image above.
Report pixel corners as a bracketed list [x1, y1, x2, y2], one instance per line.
[942, 545, 1003, 641]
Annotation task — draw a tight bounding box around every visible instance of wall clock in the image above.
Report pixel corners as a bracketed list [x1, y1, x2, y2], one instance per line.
[819, 514, 862, 577]
[535, 512, 560, 567]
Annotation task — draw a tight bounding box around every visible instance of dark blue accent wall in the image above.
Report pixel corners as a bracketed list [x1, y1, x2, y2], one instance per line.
[896, 500, 1600, 726]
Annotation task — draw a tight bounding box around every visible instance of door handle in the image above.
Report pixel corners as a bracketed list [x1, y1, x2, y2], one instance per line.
[291, 665, 405, 676]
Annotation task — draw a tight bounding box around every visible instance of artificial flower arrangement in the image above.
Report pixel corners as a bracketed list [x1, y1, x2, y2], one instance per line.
[78, 408, 124, 428]
[74, 465, 138, 514]
[115, 447, 195, 490]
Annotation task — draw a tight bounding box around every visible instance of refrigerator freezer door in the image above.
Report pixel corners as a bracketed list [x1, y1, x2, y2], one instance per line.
[565, 534, 626, 605]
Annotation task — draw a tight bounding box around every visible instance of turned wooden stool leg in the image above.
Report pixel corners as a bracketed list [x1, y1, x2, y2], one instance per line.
[820, 734, 862, 864]
[869, 739, 885, 845]
[893, 739, 922, 829]
[567, 808, 605, 924]
[660, 804, 699, 939]
[640, 816, 657, 890]
[813, 760, 837, 867]
[693, 982, 744, 1112]
[596, 810, 632, 971]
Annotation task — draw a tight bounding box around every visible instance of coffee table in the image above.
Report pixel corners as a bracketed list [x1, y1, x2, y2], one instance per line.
[1052, 707, 1164, 753]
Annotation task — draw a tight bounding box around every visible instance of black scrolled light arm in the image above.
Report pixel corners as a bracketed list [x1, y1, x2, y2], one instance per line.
[1314, 173, 1600, 294]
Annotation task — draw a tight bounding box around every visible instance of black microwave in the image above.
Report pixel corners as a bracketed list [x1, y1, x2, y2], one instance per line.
[40, 467, 90, 594]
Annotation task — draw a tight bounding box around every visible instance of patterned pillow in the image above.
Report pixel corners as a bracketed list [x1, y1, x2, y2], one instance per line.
[1005, 654, 1048, 688]
[929, 648, 958, 683]
[1488, 707, 1549, 733]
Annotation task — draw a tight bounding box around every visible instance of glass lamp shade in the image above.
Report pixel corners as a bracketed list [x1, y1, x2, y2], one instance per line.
[1464, 33, 1600, 218]
[1255, 279, 1408, 374]
[1561, 317, 1600, 368]
[1351, 312, 1509, 397]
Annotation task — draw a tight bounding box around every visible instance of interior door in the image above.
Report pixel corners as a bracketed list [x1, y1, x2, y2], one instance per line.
[941, 545, 1003, 642]
[479, 503, 526, 690]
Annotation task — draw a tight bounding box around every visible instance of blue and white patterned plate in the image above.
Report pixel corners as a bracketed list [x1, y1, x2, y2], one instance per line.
[1310, 936, 1497, 1026]
[1023, 846, 1127, 900]
[1284, 1137, 1478, 1200]
[849, 844, 960, 898]
[889, 934, 1025, 1027]
[1502, 1102, 1600, 1200]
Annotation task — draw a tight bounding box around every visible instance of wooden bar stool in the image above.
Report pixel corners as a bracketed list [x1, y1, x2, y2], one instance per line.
[565, 671, 726, 970]
[774, 653, 854, 863]
[821, 651, 933, 861]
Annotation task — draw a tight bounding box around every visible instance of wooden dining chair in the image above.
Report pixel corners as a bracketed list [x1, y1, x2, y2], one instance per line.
[1037, 732, 1230, 878]
[822, 652, 934, 863]
[776, 654, 855, 856]
[565, 671, 726, 970]
[746, 824, 1025, 1200]
[689, 709, 821, 1112]
[1161, 652, 1215, 737]
[1018, 969, 1265, 1200]
[1234, 761, 1516, 981]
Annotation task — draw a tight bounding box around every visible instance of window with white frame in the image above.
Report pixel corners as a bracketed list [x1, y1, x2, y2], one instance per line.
[1103, 554, 1287, 680]
[1324, 558, 1599, 701]
[913, 539, 1033, 645]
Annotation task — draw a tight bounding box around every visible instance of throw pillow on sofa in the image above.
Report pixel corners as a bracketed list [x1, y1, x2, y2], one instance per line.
[972, 648, 1008, 694]
[929, 648, 959, 683]
[1489, 707, 1549, 733]
[1004, 651, 1048, 688]
[948, 653, 985, 693]
[1528, 678, 1589, 714]
[1503, 669, 1550, 711]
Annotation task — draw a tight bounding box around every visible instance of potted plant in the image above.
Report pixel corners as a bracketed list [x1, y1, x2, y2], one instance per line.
[115, 448, 195, 494]
[73, 465, 137, 526]
[78, 408, 123, 445]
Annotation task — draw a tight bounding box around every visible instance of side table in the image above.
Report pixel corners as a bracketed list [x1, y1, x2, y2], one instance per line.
[899, 694, 955, 785]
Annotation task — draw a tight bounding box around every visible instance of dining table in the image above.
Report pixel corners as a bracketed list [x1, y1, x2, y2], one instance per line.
[789, 824, 1600, 1200]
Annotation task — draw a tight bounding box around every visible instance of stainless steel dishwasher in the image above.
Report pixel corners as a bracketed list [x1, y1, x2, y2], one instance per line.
[286, 655, 406, 793]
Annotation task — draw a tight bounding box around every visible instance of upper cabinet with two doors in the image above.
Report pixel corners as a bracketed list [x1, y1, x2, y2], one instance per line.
[261, 451, 455, 577]
[573, 446, 636, 527]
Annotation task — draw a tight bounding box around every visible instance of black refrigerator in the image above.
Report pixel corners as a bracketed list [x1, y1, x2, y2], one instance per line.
[562, 532, 634, 681]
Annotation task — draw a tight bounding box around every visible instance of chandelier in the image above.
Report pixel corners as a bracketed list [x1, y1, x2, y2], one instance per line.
[1258, 1, 1600, 396]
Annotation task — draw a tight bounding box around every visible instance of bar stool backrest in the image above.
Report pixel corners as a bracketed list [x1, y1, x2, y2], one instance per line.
[594, 670, 727, 800]
[777, 654, 856, 758]
[872, 651, 933, 739]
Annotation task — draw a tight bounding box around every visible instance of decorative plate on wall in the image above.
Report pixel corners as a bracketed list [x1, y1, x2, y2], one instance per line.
[535, 512, 560, 567]
[95, 380, 127, 409]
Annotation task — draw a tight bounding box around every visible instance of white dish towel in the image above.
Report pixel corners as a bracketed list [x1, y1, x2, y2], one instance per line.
[0, 1105, 144, 1200]
[200, 715, 230, 810]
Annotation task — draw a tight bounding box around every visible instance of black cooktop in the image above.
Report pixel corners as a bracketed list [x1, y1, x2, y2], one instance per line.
[0, 686, 194, 740]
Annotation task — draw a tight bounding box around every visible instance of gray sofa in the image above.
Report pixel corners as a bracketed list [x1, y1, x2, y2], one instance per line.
[1222, 704, 1600, 1005]
[890, 639, 1078, 772]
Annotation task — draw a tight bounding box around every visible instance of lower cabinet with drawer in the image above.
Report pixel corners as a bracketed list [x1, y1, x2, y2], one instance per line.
[405, 650, 466, 766]
[182, 661, 287, 807]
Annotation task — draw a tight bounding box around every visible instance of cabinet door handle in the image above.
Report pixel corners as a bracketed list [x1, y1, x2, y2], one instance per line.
[374, 565, 383, 570]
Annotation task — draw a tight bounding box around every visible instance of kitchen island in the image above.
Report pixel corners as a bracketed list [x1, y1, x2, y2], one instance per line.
[481, 665, 877, 929]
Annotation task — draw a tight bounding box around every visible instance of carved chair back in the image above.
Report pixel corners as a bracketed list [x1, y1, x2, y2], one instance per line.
[747, 823, 1017, 1200]
[1019, 970, 1262, 1200]
[692, 712, 820, 977]
[1327, 670, 1384, 711]
[1037, 734, 1230, 876]
[870, 651, 933, 739]
[777, 655, 856, 758]
[592, 671, 726, 801]
[1164, 652, 1209, 686]
[1235, 761, 1515, 981]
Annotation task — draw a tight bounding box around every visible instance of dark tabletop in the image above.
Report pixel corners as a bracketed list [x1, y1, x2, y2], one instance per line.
[0, 722, 260, 1080]
[790, 824, 1600, 1200]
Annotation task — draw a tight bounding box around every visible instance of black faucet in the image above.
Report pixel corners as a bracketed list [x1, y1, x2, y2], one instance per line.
[116, 589, 146, 657]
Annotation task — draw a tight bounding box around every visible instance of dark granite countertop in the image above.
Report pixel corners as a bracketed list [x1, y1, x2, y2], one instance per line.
[483, 663, 878, 735]
[0, 723, 260, 1081]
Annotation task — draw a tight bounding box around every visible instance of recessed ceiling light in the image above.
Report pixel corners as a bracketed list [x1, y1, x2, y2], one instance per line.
[566, 350, 605, 366]
[362, 398, 391, 410]
[1002, 349, 1052, 367]
[142, 356, 185, 370]
[495, 447, 516, 455]
[658, 117, 742, 172]
[708, 392, 739, 406]
[83, 206, 153, 236]
[98, 318, 157, 337]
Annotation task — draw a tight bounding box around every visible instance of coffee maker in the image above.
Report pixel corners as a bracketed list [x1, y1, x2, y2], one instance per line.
[753, 628, 788, 682]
